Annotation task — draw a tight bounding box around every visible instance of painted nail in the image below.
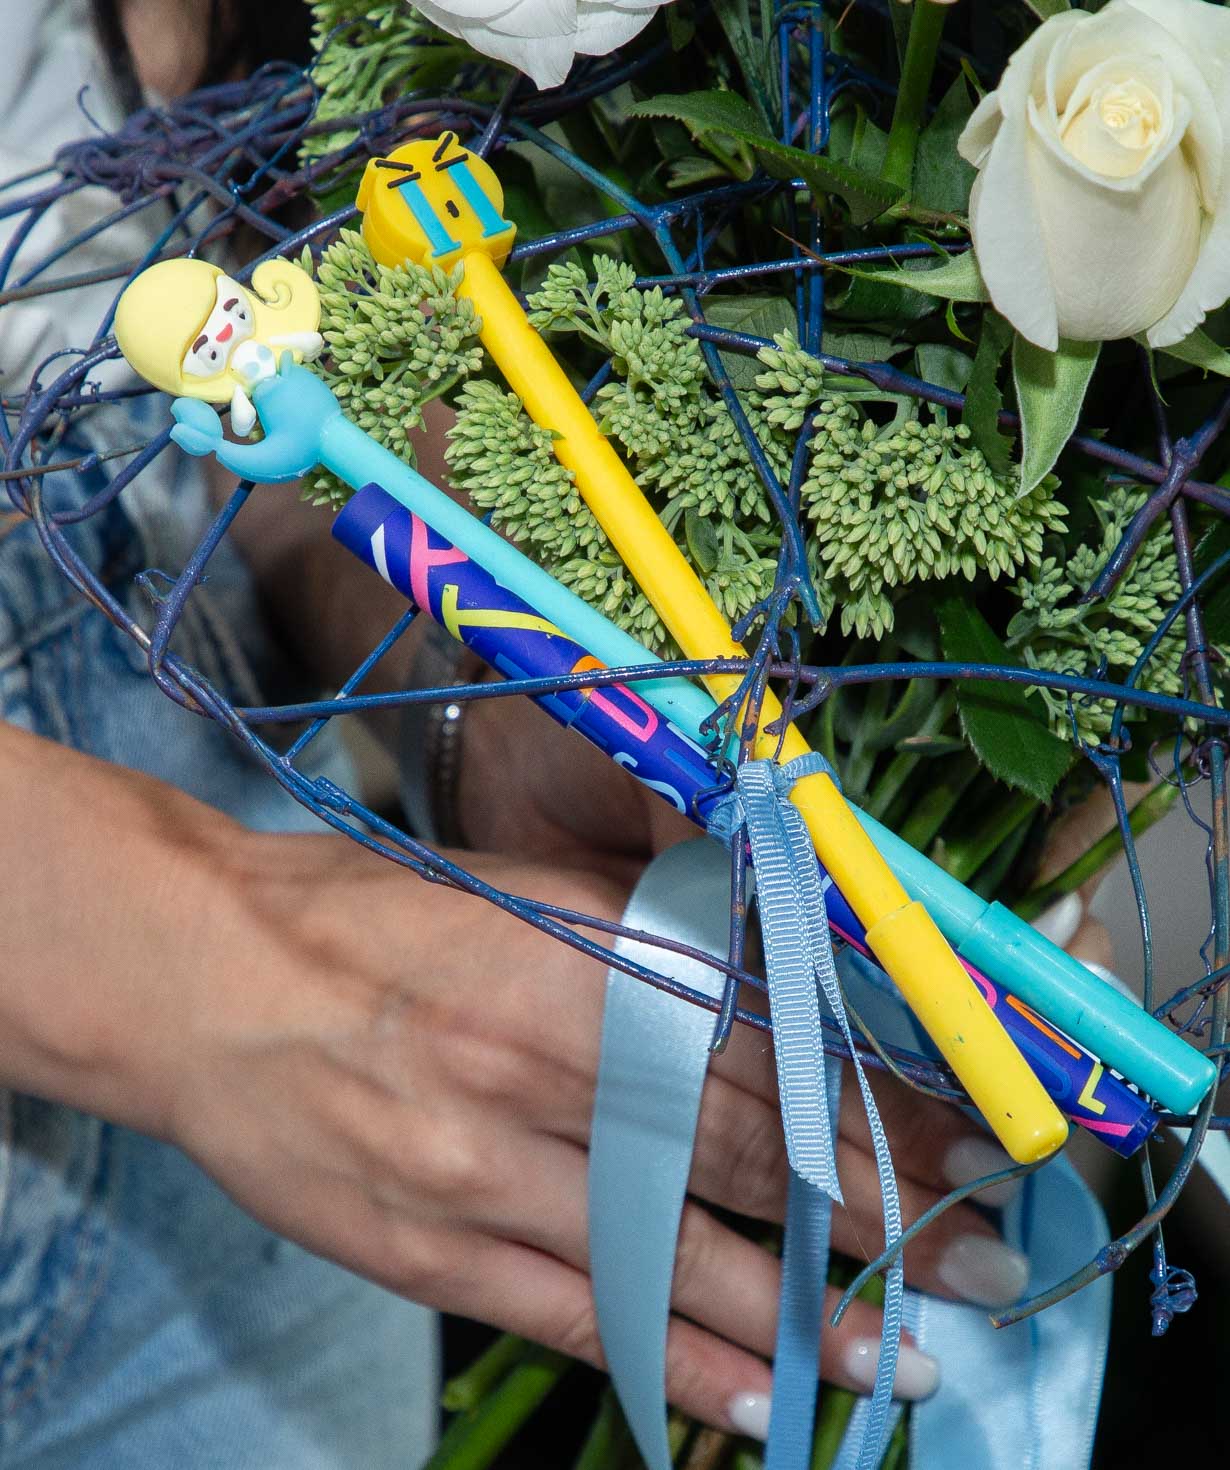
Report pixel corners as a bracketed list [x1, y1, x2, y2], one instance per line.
[944, 1134, 1021, 1209]
[727, 1391, 771, 1440]
[842, 1338, 940, 1401]
[937, 1233, 1030, 1307]
[1031, 892, 1083, 950]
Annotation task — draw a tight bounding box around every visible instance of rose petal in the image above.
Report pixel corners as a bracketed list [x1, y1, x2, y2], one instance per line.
[412, 0, 580, 85]
[1024, 118, 1202, 342]
[1052, 57, 1179, 183]
[958, 89, 1004, 168]
[994, 8, 1086, 116]
[575, 0, 659, 55]
[967, 103, 1060, 350]
[463, 0, 579, 37]
[1125, 0, 1230, 64]
[1027, 86, 1192, 197]
[1043, 4, 1221, 204]
[1149, 117, 1230, 344]
[407, 0, 539, 23]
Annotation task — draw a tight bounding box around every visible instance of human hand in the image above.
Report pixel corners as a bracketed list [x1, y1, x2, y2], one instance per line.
[156, 821, 1047, 1429]
[0, 708, 1027, 1435]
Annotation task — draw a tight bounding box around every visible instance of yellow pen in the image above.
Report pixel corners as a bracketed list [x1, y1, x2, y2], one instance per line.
[357, 134, 1068, 1164]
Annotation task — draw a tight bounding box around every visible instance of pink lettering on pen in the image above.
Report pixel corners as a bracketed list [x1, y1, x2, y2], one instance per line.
[409, 512, 466, 611]
[571, 655, 659, 742]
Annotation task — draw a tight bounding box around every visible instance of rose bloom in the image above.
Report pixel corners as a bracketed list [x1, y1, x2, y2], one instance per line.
[409, 0, 668, 89]
[958, 0, 1230, 350]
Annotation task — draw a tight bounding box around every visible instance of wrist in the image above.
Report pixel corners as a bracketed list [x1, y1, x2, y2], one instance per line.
[0, 724, 245, 1139]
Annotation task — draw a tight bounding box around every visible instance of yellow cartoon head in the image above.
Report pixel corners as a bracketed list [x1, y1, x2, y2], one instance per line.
[356, 133, 516, 273]
[114, 257, 323, 401]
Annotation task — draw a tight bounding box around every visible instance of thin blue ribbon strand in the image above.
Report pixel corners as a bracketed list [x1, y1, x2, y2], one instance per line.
[765, 1075, 841, 1470]
[709, 755, 904, 1470]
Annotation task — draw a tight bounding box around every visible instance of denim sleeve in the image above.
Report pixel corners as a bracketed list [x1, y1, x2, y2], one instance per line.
[0, 445, 439, 1468]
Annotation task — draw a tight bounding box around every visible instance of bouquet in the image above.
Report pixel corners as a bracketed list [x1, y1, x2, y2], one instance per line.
[9, 0, 1230, 1465]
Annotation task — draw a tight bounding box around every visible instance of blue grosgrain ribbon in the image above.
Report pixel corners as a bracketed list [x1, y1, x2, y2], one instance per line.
[708, 755, 904, 1470]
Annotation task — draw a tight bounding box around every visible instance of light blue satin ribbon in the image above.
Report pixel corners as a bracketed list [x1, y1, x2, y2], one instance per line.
[588, 840, 734, 1470]
[588, 842, 1111, 1470]
[708, 755, 904, 1470]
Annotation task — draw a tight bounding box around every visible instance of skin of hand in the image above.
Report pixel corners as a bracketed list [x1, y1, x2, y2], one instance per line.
[1, 716, 1025, 1430]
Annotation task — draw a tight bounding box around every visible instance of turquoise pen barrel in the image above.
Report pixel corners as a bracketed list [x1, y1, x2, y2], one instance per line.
[855, 813, 1217, 1115]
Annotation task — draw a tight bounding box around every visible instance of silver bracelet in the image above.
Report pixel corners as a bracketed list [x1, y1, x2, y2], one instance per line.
[398, 622, 480, 848]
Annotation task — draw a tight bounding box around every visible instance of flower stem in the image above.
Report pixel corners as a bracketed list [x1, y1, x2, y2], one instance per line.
[571, 1387, 635, 1470]
[441, 1333, 531, 1413]
[423, 1345, 570, 1470]
[937, 788, 1038, 886]
[863, 689, 957, 821]
[894, 751, 980, 853]
[680, 1427, 735, 1469]
[881, 1413, 910, 1470]
[882, 0, 949, 195]
[1013, 777, 1182, 921]
[811, 1271, 886, 1469]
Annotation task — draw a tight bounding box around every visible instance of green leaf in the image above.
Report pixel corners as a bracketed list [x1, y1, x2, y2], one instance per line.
[1149, 326, 1230, 379]
[849, 111, 889, 178]
[963, 310, 1014, 478]
[1194, 519, 1230, 647]
[664, 2, 695, 51]
[702, 294, 798, 386]
[828, 270, 939, 326]
[709, 0, 776, 129]
[938, 598, 1072, 803]
[916, 342, 973, 393]
[1012, 333, 1099, 495]
[628, 91, 904, 224]
[852, 250, 989, 304]
[822, 330, 909, 364]
[1023, 0, 1070, 16]
[913, 73, 976, 215]
[684, 509, 719, 574]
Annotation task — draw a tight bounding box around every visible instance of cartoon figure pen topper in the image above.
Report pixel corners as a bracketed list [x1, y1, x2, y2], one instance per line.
[113, 257, 323, 434]
[356, 132, 516, 271]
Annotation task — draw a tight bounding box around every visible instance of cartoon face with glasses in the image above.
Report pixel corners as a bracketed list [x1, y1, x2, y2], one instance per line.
[356, 132, 516, 272]
[114, 258, 323, 435]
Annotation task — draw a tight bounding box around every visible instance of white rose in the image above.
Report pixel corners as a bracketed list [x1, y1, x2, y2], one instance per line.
[409, 0, 668, 90]
[957, 0, 1230, 350]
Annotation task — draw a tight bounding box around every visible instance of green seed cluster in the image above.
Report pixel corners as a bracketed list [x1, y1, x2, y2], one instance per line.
[1009, 490, 1203, 743]
[307, 243, 1074, 657]
[304, 232, 483, 510]
[756, 335, 1066, 640]
[301, 1, 453, 171]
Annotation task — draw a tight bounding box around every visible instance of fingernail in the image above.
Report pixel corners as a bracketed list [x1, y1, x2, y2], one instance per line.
[1031, 892, 1083, 949]
[944, 1135, 1021, 1209]
[1082, 961, 1133, 998]
[727, 1391, 771, 1440]
[842, 1338, 940, 1401]
[937, 1233, 1030, 1307]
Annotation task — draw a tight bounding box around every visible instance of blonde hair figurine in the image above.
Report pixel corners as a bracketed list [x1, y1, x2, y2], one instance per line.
[114, 257, 322, 435]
